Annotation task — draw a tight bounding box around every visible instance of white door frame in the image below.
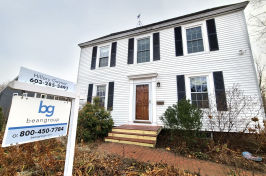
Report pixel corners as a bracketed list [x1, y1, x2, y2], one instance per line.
[133, 82, 152, 122]
[127, 73, 158, 125]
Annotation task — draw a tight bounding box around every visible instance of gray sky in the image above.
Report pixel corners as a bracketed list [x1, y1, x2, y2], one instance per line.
[0, 0, 250, 83]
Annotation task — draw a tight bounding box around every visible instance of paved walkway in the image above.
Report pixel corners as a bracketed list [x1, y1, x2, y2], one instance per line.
[97, 143, 264, 176]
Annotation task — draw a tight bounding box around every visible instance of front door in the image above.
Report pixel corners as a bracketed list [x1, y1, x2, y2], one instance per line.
[136, 84, 149, 120]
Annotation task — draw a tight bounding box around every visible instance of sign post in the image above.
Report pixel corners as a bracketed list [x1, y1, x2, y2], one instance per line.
[2, 67, 85, 176]
[64, 85, 80, 175]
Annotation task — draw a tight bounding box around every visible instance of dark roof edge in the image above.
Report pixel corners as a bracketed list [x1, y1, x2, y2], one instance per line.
[78, 1, 248, 48]
[0, 76, 19, 94]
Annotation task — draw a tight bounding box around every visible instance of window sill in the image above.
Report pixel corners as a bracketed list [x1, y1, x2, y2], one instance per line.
[95, 66, 110, 70]
[180, 49, 219, 58]
[184, 51, 208, 57]
[127, 60, 160, 66]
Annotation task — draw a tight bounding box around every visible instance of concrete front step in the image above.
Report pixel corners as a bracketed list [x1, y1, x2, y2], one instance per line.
[108, 131, 157, 141]
[105, 125, 162, 148]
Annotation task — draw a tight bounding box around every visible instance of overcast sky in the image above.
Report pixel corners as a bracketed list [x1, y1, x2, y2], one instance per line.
[0, 0, 252, 83]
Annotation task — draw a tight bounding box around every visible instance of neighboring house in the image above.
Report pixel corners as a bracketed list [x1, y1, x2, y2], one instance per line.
[76, 1, 264, 129]
[0, 77, 35, 114]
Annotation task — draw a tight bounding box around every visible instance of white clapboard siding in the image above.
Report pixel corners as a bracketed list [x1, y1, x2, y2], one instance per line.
[77, 10, 264, 129]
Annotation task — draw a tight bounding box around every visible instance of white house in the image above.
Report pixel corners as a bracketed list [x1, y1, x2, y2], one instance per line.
[76, 1, 264, 130]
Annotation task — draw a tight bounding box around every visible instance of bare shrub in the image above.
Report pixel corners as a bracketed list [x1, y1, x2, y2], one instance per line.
[246, 120, 266, 153]
[204, 84, 263, 135]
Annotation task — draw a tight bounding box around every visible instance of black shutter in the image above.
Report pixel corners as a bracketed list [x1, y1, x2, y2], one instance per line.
[176, 75, 186, 102]
[206, 19, 219, 51]
[127, 38, 134, 64]
[174, 27, 183, 56]
[87, 84, 93, 103]
[153, 33, 160, 61]
[213, 71, 227, 111]
[110, 42, 117, 67]
[107, 82, 114, 110]
[91, 46, 97, 70]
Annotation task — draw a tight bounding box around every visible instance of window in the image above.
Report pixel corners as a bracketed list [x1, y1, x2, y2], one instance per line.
[190, 77, 209, 108]
[41, 94, 47, 99]
[99, 47, 109, 67]
[137, 38, 150, 63]
[186, 26, 204, 54]
[97, 86, 106, 107]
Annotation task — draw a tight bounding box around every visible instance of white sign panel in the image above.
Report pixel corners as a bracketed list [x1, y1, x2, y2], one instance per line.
[2, 96, 71, 147]
[18, 67, 75, 92]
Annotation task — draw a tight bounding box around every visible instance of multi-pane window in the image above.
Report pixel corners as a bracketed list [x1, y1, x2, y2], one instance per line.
[190, 77, 209, 108]
[137, 38, 150, 63]
[99, 47, 109, 67]
[97, 86, 106, 107]
[186, 27, 204, 54]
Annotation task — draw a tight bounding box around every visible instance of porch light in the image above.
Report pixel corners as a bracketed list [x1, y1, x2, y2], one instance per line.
[157, 82, 160, 87]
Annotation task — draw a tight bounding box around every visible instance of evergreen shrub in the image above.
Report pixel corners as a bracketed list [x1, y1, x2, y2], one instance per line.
[160, 98, 203, 145]
[77, 97, 114, 142]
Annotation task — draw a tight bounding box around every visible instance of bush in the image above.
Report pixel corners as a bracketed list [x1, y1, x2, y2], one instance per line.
[0, 106, 3, 132]
[160, 98, 203, 145]
[76, 97, 114, 142]
[204, 84, 263, 144]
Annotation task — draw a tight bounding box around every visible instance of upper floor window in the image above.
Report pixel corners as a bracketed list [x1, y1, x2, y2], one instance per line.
[186, 27, 204, 54]
[99, 47, 109, 67]
[137, 38, 150, 63]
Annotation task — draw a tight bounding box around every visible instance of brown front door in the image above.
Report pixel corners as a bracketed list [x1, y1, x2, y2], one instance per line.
[136, 84, 149, 120]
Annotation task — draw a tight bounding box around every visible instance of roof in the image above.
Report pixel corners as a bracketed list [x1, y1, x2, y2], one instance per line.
[78, 1, 249, 48]
[0, 76, 18, 94]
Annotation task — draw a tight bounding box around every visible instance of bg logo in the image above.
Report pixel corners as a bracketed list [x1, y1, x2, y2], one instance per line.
[38, 101, 55, 117]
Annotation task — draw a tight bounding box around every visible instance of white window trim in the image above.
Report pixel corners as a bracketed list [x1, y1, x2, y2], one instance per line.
[92, 83, 109, 109]
[96, 44, 111, 69]
[184, 72, 214, 108]
[181, 20, 210, 56]
[134, 34, 153, 64]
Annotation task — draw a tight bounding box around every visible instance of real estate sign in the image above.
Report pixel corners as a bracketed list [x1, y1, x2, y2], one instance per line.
[2, 96, 71, 147]
[18, 67, 75, 92]
[3, 66, 81, 175]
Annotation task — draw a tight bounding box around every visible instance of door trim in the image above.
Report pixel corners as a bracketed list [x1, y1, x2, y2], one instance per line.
[133, 83, 152, 122]
[128, 73, 158, 125]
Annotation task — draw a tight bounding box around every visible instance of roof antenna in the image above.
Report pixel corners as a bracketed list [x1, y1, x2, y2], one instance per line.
[136, 13, 143, 27]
